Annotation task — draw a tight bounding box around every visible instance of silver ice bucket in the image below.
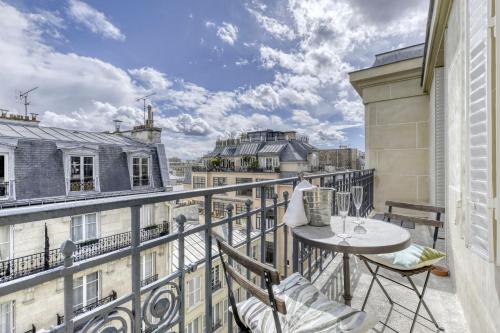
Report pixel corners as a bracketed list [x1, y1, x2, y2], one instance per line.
[303, 188, 335, 226]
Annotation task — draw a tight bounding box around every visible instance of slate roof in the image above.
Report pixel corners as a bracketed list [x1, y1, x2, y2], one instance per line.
[372, 43, 425, 67]
[259, 143, 287, 154]
[0, 121, 170, 204]
[0, 122, 139, 146]
[220, 146, 237, 156]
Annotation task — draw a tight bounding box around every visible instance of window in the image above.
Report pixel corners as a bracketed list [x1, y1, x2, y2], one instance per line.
[213, 177, 227, 187]
[213, 202, 226, 218]
[193, 176, 206, 189]
[0, 301, 13, 333]
[211, 265, 221, 290]
[251, 245, 257, 260]
[73, 272, 99, 311]
[140, 204, 155, 228]
[0, 226, 11, 261]
[71, 213, 98, 243]
[236, 178, 252, 196]
[70, 156, 94, 191]
[265, 241, 274, 264]
[212, 301, 223, 330]
[0, 155, 9, 198]
[255, 179, 274, 199]
[141, 253, 156, 281]
[256, 211, 274, 230]
[187, 276, 201, 308]
[186, 316, 202, 333]
[234, 204, 245, 225]
[132, 157, 150, 187]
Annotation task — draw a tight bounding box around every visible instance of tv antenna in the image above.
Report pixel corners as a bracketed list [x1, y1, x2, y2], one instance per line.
[136, 92, 156, 124]
[19, 87, 38, 117]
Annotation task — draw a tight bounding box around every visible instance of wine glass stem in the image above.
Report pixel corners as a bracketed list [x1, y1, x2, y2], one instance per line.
[356, 208, 360, 223]
[343, 216, 346, 234]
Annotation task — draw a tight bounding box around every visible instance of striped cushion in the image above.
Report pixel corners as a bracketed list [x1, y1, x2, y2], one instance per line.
[234, 273, 376, 333]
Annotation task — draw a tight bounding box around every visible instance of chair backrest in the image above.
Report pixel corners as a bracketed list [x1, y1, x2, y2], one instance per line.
[212, 231, 286, 333]
[384, 201, 445, 248]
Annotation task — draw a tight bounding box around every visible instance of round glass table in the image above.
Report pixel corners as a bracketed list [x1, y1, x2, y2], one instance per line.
[292, 216, 411, 305]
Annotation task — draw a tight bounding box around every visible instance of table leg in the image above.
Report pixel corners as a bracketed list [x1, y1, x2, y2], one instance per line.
[292, 237, 299, 273]
[343, 252, 352, 305]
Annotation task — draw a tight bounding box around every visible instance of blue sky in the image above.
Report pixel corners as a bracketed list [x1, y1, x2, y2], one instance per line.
[0, 0, 428, 159]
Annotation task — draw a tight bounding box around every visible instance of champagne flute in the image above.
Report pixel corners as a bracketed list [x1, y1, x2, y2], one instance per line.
[336, 192, 351, 239]
[351, 186, 366, 234]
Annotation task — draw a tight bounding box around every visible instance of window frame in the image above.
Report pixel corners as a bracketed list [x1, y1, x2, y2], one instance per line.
[235, 178, 253, 197]
[0, 300, 14, 333]
[70, 213, 99, 243]
[0, 226, 13, 261]
[186, 276, 202, 309]
[130, 154, 152, 189]
[73, 271, 100, 311]
[193, 176, 206, 189]
[141, 252, 156, 281]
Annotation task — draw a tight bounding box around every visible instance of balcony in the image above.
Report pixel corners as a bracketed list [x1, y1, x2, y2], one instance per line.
[211, 280, 222, 292]
[141, 273, 159, 287]
[0, 222, 170, 283]
[0, 169, 466, 333]
[56, 290, 117, 325]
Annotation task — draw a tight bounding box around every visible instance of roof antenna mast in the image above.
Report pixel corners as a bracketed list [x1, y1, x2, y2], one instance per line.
[136, 92, 156, 125]
[19, 87, 38, 117]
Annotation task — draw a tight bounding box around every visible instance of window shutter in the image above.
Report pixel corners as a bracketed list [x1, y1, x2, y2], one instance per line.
[467, 0, 493, 260]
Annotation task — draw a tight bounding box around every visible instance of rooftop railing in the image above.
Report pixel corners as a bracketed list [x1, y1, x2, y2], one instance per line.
[0, 169, 374, 333]
[192, 165, 280, 173]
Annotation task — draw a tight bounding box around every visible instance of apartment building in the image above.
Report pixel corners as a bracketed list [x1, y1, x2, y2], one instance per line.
[318, 146, 363, 170]
[0, 111, 179, 332]
[189, 129, 319, 277]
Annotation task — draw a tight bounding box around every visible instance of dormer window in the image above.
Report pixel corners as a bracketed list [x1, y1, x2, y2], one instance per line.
[70, 156, 95, 192]
[58, 144, 100, 195]
[132, 157, 150, 187]
[0, 155, 9, 198]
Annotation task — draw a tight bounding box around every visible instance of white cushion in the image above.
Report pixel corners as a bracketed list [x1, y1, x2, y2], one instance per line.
[363, 244, 445, 271]
[233, 273, 377, 333]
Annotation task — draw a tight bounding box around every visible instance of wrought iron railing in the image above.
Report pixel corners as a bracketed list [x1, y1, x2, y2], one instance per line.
[141, 274, 159, 287]
[0, 169, 374, 333]
[192, 165, 280, 173]
[56, 291, 117, 325]
[211, 280, 222, 292]
[0, 223, 170, 283]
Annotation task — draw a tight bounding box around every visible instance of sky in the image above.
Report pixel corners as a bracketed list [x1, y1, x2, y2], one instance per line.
[0, 0, 429, 159]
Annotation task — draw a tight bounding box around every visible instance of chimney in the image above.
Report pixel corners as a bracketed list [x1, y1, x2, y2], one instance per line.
[118, 105, 162, 144]
[146, 105, 154, 127]
[113, 119, 123, 132]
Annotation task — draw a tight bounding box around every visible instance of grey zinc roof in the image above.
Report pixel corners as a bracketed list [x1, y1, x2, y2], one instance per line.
[220, 146, 237, 156]
[234, 142, 260, 156]
[0, 122, 140, 146]
[171, 223, 260, 269]
[205, 146, 224, 157]
[258, 143, 286, 154]
[372, 43, 425, 67]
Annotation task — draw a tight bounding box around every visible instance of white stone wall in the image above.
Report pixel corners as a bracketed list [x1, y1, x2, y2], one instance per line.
[443, 1, 500, 331]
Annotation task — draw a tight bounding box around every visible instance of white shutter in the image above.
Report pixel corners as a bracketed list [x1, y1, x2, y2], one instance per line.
[434, 68, 446, 207]
[467, 0, 493, 260]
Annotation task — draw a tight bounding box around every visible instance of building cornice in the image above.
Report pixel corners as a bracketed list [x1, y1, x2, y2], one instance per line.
[421, 0, 453, 92]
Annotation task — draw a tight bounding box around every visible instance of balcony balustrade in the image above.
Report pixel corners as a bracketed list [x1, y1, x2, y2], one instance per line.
[56, 291, 117, 325]
[211, 280, 222, 292]
[192, 165, 280, 173]
[0, 169, 374, 333]
[141, 273, 159, 287]
[0, 222, 170, 283]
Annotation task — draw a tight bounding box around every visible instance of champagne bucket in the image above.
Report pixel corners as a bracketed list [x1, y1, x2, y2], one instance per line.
[303, 188, 335, 226]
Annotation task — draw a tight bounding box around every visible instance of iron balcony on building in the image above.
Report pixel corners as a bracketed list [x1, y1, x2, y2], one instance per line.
[192, 166, 280, 173]
[0, 169, 374, 333]
[56, 290, 118, 325]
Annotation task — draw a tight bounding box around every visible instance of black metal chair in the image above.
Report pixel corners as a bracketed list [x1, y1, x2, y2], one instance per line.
[359, 201, 445, 333]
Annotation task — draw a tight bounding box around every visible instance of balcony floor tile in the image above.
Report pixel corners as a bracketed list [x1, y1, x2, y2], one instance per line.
[313, 254, 468, 333]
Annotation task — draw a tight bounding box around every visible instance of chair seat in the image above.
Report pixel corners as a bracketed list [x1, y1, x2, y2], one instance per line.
[234, 273, 377, 333]
[361, 243, 445, 271]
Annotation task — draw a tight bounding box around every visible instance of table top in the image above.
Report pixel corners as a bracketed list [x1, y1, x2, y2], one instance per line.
[291, 216, 411, 255]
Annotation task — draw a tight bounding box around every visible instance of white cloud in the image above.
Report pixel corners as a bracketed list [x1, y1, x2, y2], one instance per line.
[247, 8, 295, 40]
[67, 0, 125, 41]
[216, 22, 239, 45]
[205, 20, 215, 28]
[128, 67, 172, 90]
[235, 58, 249, 66]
